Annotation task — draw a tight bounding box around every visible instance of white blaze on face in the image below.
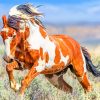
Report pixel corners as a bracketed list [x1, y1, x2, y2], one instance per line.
[4, 37, 13, 58]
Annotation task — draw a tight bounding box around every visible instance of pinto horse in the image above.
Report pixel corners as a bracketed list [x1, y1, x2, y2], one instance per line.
[0, 4, 100, 96]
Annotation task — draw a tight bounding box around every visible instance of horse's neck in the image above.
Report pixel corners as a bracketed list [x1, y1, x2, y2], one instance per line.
[28, 20, 47, 38]
[27, 20, 48, 49]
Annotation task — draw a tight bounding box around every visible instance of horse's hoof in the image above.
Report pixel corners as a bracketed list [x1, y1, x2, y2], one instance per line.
[10, 81, 16, 90]
[10, 81, 21, 91]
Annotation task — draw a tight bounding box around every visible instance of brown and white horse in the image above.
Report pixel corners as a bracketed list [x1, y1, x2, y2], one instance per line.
[0, 4, 100, 96]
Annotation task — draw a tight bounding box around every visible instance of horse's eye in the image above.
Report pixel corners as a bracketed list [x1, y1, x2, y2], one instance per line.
[12, 34, 16, 38]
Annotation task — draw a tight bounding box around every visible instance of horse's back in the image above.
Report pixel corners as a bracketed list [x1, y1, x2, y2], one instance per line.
[50, 34, 81, 60]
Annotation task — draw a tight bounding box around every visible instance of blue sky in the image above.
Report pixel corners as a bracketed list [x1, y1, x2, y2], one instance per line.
[1, 0, 100, 23]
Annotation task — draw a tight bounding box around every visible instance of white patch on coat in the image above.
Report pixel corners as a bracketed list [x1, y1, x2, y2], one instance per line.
[4, 37, 13, 58]
[58, 39, 69, 65]
[59, 49, 69, 65]
[36, 59, 45, 72]
[27, 20, 56, 68]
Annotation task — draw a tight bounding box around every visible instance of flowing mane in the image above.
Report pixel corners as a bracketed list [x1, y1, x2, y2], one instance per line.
[16, 4, 42, 16]
[8, 3, 45, 30]
[8, 16, 45, 30]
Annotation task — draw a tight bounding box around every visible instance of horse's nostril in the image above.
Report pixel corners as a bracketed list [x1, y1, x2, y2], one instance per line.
[10, 58, 14, 62]
[3, 56, 13, 63]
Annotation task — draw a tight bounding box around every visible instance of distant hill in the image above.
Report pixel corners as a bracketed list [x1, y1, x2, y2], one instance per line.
[0, 22, 100, 46]
[46, 24, 100, 46]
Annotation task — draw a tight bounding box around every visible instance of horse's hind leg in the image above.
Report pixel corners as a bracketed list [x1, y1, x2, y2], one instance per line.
[45, 74, 72, 93]
[58, 75, 72, 93]
[72, 51, 92, 92]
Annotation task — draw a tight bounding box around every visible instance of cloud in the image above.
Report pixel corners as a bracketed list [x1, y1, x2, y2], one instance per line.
[39, 1, 100, 23]
[87, 6, 100, 14]
[0, 4, 11, 19]
[1, 1, 100, 24]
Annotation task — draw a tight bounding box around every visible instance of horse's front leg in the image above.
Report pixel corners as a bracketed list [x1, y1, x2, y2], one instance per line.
[20, 62, 40, 95]
[6, 60, 21, 91]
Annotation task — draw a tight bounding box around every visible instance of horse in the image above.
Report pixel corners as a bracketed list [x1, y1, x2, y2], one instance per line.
[0, 4, 100, 96]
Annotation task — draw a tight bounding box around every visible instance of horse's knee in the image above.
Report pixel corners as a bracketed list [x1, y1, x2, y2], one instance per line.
[6, 61, 18, 71]
[6, 64, 13, 71]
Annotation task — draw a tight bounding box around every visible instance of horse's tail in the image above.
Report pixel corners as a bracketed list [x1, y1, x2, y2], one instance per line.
[81, 47, 100, 77]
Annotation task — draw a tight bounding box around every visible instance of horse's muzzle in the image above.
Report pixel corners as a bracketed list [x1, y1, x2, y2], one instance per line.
[3, 55, 13, 63]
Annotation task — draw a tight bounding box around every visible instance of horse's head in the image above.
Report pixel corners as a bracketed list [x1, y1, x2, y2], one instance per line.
[0, 16, 20, 62]
[0, 4, 45, 62]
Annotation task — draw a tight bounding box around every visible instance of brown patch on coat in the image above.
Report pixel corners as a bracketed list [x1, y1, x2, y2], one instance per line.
[39, 26, 47, 38]
[54, 46, 61, 64]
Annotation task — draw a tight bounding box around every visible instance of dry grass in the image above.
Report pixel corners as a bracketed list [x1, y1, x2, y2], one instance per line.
[0, 45, 100, 100]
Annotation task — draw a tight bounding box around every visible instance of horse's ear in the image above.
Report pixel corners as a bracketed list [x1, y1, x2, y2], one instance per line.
[2, 15, 8, 27]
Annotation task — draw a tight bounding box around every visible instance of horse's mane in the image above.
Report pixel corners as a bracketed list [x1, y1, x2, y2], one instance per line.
[16, 4, 42, 16]
[34, 18, 45, 29]
[8, 16, 45, 30]
[8, 4, 45, 30]
[8, 16, 21, 30]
